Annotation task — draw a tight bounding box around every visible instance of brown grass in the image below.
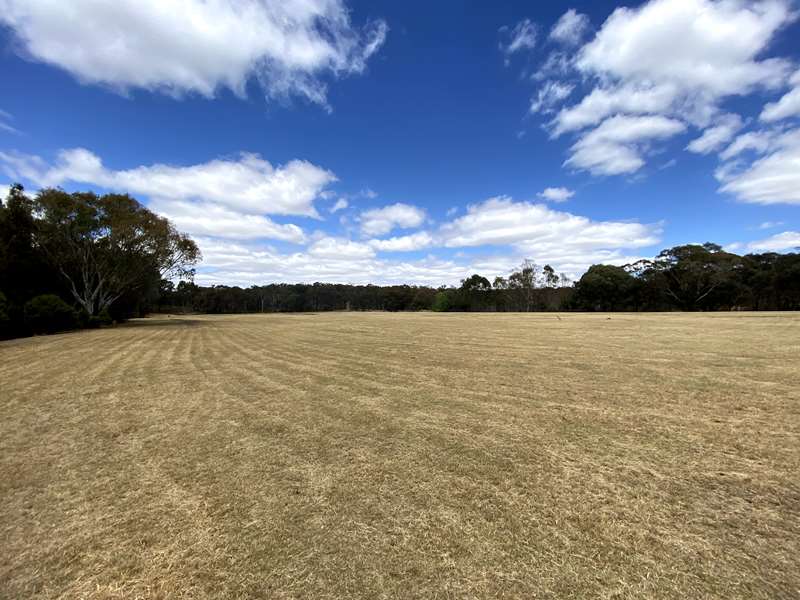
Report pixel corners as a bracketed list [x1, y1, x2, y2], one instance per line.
[1, 312, 799, 599]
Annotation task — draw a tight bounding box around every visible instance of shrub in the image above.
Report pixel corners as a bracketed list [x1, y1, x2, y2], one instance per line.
[431, 291, 451, 312]
[0, 291, 10, 337]
[88, 308, 113, 329]
[24, 294, 78, 334]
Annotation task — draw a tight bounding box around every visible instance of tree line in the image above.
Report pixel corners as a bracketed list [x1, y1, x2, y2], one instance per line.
[157, 244, 799, 315]
[2, 186, 799, 339]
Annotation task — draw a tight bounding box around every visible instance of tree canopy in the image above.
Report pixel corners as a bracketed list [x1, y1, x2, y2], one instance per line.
[32, 189, 200, 316]
[0, 186, 199, 338]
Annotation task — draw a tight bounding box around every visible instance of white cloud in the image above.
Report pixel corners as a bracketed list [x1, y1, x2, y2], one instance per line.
[193, 237, 482, 287]
[183, 195, 663, 286]
[537, 187, 575, 202]
[565, 115, 687, 175]
[530, 81, 574, 114]
[745, 231, 800, 252]
[0, 148, 336, 217]
[533, 51, 573, 81]
[687, 113, 744, 154]
[761, 69, 800, 122]
[576, 0, 792, 104]
[368, 231, 434, 252]
[330, 198, 349, 213]
[439, 196, 659, 254]
[717, 128, 800, 204]
[308, 237, 375, 259]
[719, 129, 777, 160]
[501, 19, 538, 56]
[551, 83, 678, 136]
[758, 221, 784, 229]
[359, 203, 426, 236]
[0, 0, 387, 109]
[0, 148, 339, 242]
[549, 9, 590, 46]
[0, 183, 9, 200]
[147, 198, 306, 242]
[535, 0, 796, 176]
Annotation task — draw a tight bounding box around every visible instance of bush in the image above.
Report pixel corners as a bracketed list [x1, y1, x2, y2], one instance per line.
[431, 291, 451, 312]
[0, 291, 10, 337]
[24, 294, 78, 334]
[88, 308, 113, 329]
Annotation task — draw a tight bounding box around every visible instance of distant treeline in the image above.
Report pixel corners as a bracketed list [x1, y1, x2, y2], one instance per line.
[159, 245, 800, 315]
[2, 185, 799, 340]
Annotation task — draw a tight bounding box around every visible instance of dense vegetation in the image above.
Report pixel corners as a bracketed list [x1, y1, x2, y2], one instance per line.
[0, 185, 199, 339]
[2, 186, 799, 339]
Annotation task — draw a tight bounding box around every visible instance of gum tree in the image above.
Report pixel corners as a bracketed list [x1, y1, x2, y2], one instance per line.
[33, 189, 200, 316]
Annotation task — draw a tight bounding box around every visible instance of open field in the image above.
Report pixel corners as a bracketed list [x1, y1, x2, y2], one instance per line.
[1, 312, 799, 599]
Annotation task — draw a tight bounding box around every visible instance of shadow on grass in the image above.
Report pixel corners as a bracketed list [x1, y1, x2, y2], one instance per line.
[122, 316, 206, 328]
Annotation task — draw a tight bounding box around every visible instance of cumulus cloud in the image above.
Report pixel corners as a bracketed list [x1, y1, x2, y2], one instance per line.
[500, 19, 537, 63]
[193, 237, 482, 287]
[761, 69, 800, 122]
[0, 0, 387, 108]
[147, 199, 306, 242]
[716, 128, 800, 204]
[523, 0, 796, 176]
[687, 114, 744, 154]
[745, 231, 800, 252]
[0, 148, 339, 241]
[308, 237, 375, 259]
[368, 232, 434, 252]
[551, 83, 678, 137]
[439, 196, 659, 260]
[185, 196, 661, 286]
[719, 129, 777, 160]
[549, 9, 590, 46]
[0, 148, 335, 217]
[575, 0, 791, 105]
[358, 203, 426, 236]
[565, 115, 687, 175]
[537, 187, 575, 202]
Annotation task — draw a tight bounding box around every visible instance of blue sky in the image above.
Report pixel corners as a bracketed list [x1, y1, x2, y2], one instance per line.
[0, 0, 799, 286]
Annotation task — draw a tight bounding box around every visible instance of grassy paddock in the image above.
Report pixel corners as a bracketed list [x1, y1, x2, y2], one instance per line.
[1, 312, 799, 599]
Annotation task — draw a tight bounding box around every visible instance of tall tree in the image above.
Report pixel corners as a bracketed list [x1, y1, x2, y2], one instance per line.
[0, 185, 52, 305]
[33, 190, 200, 316]
[646, 243, 742, 311]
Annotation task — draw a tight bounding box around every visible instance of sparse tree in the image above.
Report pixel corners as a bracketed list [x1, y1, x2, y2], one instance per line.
[508, 259, 539, 311]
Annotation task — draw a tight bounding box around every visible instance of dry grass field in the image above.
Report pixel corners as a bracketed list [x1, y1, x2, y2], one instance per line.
[1, 312, 799, 599]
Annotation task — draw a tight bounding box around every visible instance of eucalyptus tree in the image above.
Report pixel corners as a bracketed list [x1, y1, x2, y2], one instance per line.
[32, 189, 200, 316]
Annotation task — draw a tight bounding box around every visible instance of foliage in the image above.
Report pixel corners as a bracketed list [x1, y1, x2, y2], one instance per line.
[32, 189, 200, 316]
[0, 184, 197, 339]
[84, 308, 113, 329]
[571, 265, 641, 311]
[0, 291, 10, 338]
[24, 294, 78, 334]
[431, 291, 450, 312]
